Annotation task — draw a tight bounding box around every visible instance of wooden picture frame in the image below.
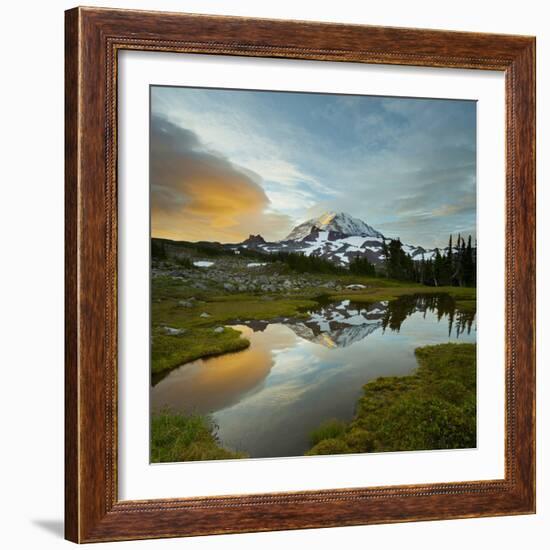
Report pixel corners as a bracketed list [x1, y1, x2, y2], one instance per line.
[65, 6, 536, 543]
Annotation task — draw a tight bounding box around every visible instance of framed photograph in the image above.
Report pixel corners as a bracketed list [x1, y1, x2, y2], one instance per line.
[65, 7, 535, 543]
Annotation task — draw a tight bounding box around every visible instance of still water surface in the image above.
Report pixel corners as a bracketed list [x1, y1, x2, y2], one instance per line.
[151, 294, 476, 458]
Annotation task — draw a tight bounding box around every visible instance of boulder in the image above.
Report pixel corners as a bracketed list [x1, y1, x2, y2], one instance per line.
[162, 326, 186, 336]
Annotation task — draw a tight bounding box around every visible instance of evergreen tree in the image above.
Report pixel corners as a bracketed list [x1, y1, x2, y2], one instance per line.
[463, 235, 476, 286]
[349, 256, 376, 277]
[381, 239, 390, 277]
[151, 239, 167, 260]
[442, 234, 453, 286]
[385, 238, 415, 281]
[356, 233, 475, 288]
[433, 249, 443, 287]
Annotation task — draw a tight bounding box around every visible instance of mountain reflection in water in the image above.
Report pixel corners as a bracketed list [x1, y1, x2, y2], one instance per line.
[237, 294, 475, 349]
[151, 294, 476, 458]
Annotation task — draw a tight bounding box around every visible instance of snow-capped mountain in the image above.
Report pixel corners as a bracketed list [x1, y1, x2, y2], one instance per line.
[236, 211, 436, 266]
[287, 300, 386, 348]
[284, 212, 383, 241]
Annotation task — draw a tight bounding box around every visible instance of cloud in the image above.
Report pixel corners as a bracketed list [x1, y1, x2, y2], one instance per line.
[151, 87, 336, 208]
[151, 87, 477, 248]
[151, 115, 292, 242]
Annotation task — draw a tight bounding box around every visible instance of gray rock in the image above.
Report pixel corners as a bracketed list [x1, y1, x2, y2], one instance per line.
[178, 300, 194, 308]
[213, 326, 225, 334]
[162, 326, 186, 336]
[200, 312, 211, 318]
[223, 283, 235, 291]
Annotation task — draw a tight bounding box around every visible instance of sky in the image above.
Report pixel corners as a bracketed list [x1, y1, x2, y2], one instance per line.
[150, 85, 476, 248]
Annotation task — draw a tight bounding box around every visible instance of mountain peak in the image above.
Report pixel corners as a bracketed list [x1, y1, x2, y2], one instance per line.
[284, 211, 384, 241]
[243, 234, 266, 245]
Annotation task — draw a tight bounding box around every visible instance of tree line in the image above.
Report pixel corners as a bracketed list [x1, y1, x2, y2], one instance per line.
[381, 235, 476, 287]
[151, 235, 476, 287]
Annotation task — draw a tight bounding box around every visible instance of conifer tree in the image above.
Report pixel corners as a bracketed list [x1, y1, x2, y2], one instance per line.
[463, 235, 476, 286]
[433, 249, 443, 287]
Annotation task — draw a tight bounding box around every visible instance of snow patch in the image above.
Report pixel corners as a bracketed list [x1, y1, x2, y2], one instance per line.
[193, 261, 214, 267]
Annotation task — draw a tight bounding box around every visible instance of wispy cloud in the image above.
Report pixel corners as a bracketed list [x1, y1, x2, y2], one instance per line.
[151, 87, 476, 247]
[151, 115, 292, 242]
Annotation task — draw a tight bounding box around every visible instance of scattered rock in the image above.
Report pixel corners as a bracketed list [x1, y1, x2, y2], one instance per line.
[178, 300, 195, 308]
[200, 312, 211, 318]
[162, 326, 186, 336]
[213, 327, 225, 334]
[346, 284, 367, 290]
[169, 270, 186, 277]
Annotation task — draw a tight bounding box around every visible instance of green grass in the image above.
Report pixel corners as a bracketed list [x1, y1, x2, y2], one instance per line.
[327, 285, 476, 305]
[151, 272, 475, 375]
[306, 343, 476, 456]
[151, 327, 250, 374]
[151, 275, 319, 374]
[309, 419, 347, 446]
[151, 411, 248, 462]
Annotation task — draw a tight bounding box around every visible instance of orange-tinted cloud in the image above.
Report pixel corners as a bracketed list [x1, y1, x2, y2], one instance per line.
[151, 115, 291, 242]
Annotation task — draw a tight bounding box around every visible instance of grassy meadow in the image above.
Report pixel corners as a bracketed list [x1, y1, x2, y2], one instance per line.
[150, 243, 476, 462]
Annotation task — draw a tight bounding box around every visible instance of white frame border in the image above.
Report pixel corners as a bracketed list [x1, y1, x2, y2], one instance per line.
[118, 51, 505, 500]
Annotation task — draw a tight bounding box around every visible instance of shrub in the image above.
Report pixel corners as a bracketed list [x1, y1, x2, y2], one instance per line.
[305, 438, 351, 456]
[309, 419, 347, 446]
[374, 394, 476, 451]
[344, 428, 375, 452]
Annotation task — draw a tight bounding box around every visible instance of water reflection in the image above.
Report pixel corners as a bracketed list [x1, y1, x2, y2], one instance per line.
[151, 325, 294, 413]
[151, 293, 476, 458]
[381, 294, 475, 337]
[235, 294, 475, 349]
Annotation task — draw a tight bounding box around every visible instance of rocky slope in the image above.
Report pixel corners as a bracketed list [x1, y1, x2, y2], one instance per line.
[237, 211, 435, 266]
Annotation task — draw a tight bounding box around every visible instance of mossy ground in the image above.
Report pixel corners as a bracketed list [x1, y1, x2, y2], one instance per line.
[306, 343, 476, 455]
[151, 264, 476, 460]
[151, 412, 247, 462]
[152, 268, 476, 375]
[152, 327, 250, 375]
[328, 284, 476, 311]
[152, 275, 318, 374]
